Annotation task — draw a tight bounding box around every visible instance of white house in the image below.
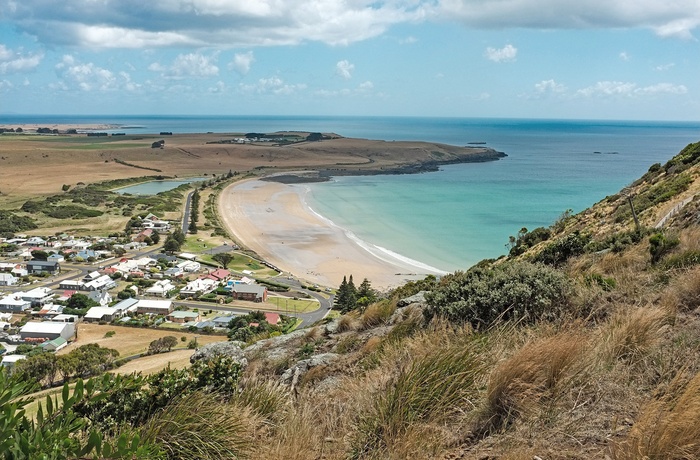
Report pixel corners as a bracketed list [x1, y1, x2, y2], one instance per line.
[47, 253, 65, 263]
[87, 290, 112, 306]
[145, 280, 176, 297]
[25, 236, 46, 246]
[1, 355, 27, 372]
[84, 306, 124, 323]
[0, 294, 30, 312]
[177, 261, 200, 272]
[0, 273, 18, 286]
[84, 275, 117, 291]
[179, 278, 217, 298]
[134, 299, 173, 315]
[20, 287, 53, 305]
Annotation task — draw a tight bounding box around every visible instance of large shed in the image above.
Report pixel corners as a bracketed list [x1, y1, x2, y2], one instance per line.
[19, 321, 75, 342]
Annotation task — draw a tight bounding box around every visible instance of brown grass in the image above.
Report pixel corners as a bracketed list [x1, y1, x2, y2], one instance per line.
[63, 323, 225, 358]
[360, 300, 396, 330]
[336, 314, 357, 333]
[140, 391, 261, 460]
[481, 331, 590, 433]
[660, 266, 700, 312]
[598, 306, 674, 365]
[612, 371, 700, 459]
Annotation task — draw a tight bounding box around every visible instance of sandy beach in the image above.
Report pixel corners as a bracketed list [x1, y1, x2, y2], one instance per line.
[219, 179, 445, 291]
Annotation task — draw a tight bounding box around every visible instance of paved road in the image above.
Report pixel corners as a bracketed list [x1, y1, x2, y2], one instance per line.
[181, 190, 194, 234]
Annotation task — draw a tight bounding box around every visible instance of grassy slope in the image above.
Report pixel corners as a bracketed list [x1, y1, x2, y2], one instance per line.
[228, 141, 700, 459]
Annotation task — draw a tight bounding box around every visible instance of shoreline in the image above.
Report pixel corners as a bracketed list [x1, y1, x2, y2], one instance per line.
[218, 179, 447, 291]
[0, 123, 121, 133]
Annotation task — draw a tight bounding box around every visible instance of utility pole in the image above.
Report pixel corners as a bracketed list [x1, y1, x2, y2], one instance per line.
[623, 187, 640, 231]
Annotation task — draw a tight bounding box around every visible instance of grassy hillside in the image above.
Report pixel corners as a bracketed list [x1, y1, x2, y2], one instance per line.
[230, 141, 700, 459]
[4, 141, 700, 459]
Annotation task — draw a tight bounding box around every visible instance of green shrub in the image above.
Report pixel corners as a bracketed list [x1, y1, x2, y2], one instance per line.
[534, 231, 591, 266]
[0, 210, 38, 233]
[424, 262, 572, 328]
[585, 273, 617, 291]
[649, 232, 680, 264]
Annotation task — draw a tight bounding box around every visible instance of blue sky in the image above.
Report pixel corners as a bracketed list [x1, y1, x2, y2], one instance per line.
[0, 0, 699, 120]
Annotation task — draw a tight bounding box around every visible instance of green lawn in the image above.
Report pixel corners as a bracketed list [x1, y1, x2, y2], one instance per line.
[266, 295, 320, 314]
[182, 237, 278, 277]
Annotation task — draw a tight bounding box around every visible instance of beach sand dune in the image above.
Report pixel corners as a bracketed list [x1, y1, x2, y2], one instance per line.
[219, 179, 442, 291]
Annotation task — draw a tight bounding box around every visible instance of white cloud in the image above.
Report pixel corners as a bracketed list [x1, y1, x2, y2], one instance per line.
[576, 81, 687, 97]
[208, 81, 227, 93]
[485, 44, 517, 63]
[399, 36, 418, 44]
[535, 79, 566, 94]
[439, 0, 700, 39]
[53, 55, 135, 91]
[619, 51, 630, 61]
[654, 63, 675, 71]
[635, 82, 687, 95]
[5, 0, 431, 49]
[0, 45, 43, 74]
[75, 25, 194, 48]
[229, 51, 254, 75]
[358, 80, 374, 91]
[239, 76, 307, 95]
[336, 60, 355, 79]
[149, 53, 219, 79]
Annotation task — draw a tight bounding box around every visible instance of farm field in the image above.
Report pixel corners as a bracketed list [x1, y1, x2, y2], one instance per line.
[58, 323, 226, 358]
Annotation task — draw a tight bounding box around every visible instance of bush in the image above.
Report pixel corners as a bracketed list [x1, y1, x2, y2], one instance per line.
[534, 231, 591, 266]
[424, 261, 573, 328]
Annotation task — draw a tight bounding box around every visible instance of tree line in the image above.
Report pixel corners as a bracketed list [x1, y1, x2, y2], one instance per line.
[334, 275, 377, 313]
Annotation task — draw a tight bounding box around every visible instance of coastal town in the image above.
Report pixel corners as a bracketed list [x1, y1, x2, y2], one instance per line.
[0, 125, 491, 375]
[0, 206, 330, 372]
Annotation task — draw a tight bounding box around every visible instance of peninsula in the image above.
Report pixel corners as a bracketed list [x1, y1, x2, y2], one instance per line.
[0, 128, 504, 289]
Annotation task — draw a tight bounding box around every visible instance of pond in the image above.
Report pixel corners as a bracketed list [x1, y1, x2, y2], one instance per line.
[114, 177, 206, 195]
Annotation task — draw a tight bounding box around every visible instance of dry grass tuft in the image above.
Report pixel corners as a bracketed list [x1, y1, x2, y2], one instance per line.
[660, 267, 700, 312]
[360, 300, 396, 330]
[234, 377, 290, 421]
[359, 336, 383, 355]
[337, 314, 357, 333]
[599, 306, 674, 365]
[304, 326, 322, 341]
[352, 340, 486, 458]
[140, 391, 261, 459]
[612, 371, 700, 459]
[481, 331, 590, 433]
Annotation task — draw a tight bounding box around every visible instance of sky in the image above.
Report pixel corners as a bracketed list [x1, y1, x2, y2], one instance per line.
[0, 0, 699, 120]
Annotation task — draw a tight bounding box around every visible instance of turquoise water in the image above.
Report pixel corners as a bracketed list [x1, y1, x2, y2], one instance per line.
[3, 115, 698, 271]
[115, 177, 205, 195]
[304, 119, 700, 271]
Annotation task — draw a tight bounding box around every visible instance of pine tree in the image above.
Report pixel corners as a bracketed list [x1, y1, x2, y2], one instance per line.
[357, 278, 376, 309]
[335, 276, 349, 311]
[346, 275, 357, 313]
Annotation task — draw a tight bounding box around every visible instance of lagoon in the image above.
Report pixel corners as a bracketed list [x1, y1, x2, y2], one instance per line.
[114, 177, 205, 195]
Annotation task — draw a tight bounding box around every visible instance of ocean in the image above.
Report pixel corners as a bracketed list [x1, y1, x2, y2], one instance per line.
[3, 115, 699, 272]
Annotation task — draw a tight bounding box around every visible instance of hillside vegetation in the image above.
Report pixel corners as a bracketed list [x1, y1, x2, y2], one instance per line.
[4, 141, 700, 459]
